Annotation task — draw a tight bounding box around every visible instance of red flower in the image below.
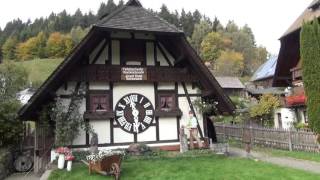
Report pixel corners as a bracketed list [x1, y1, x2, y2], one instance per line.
[55, 147, 71, 154]
[65, 154, 75, 161]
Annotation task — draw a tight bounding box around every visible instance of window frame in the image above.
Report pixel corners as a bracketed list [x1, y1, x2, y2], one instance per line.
[157, 90, 177, 112]
[88, 90, 111, 113]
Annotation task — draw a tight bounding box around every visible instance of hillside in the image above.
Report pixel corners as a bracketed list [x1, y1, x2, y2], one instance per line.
[13, 58, 62, 85]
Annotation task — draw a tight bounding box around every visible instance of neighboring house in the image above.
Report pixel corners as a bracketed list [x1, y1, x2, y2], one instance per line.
[18, 0, 235, 173]
[248, 55, 295, 129]
[250, 55, 278, 89]
[273, 0, 319, 128]
[215, 77, 245, 97]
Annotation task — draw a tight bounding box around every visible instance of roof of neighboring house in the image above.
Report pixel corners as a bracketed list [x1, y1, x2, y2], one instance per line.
[96, 0, 183, 34]
[251, 55, 278, 82]
[274, 0, 320, 87]
[18, 0, 235, 119]
[215, 77, 245, 89]
[281, 0, 320, 39]
[247, 87, 286, 95]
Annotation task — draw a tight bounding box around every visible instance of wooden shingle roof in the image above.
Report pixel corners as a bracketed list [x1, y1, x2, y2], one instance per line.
[96, 0, 183, 34]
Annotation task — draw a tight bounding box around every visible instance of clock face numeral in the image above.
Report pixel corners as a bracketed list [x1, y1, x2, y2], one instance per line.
[115, 93, 154, 134]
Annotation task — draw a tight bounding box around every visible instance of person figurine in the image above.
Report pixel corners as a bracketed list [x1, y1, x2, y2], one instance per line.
[90, 132, 99, 154]
[179, 125, 188, 153]
[187, 111, 202, 149]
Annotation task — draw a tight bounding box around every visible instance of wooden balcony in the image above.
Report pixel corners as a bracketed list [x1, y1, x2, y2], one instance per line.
[290, 67, 302, 82]
[285, 95, 306, 107]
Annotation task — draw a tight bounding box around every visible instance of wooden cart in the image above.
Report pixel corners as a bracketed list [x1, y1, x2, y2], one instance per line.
[83, 154, 122, 180]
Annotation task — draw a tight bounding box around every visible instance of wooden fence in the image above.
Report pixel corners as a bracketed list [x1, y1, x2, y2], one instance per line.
[215, 124, 320, 152]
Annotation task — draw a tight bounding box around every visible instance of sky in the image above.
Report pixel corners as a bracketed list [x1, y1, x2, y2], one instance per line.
[0, 0, 313, 54]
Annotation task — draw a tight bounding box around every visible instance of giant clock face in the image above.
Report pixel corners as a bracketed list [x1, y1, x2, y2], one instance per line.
[115, 93, 154, 134]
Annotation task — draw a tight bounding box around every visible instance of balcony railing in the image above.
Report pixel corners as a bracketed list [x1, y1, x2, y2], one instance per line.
[290, 67, 302, 81]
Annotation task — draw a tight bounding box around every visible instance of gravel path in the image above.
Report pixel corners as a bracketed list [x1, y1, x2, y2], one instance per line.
[229, 147, 320, 174]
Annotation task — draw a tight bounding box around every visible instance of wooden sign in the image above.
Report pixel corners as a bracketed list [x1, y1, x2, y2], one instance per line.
[121, 67, 147, 81]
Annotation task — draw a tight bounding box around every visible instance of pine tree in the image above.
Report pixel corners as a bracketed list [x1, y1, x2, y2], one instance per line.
[2, 35, 18, 60]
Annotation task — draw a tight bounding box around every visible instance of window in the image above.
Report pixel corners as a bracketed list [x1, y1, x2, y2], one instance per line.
[120, 40, 145, 65]
[89, 91, 110, 112]
[158, 91, 176, 111]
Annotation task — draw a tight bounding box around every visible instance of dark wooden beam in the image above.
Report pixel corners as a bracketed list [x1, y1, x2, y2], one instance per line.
[67, 66, 197, 82]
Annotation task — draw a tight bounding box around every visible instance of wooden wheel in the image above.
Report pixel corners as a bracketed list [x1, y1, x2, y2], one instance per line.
[111, 163, 120, 180]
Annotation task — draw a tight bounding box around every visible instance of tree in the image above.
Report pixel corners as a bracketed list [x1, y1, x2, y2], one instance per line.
[200, 32, 224, 64]
[70, 26, 88, 45]
[16, 31, 47, 60]
[46, 32, 73, 58]
[300, 18, 320, 138]
[2, 36, 18, 60]
[214, 50, 244, 76]
[189, 21, 212, 55]
[97, 0, 117, 19]
[249, 94, 280, 127]
[0, 62, 28, 146]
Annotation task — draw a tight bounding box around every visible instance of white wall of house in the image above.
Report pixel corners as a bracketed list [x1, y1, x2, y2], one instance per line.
[274, 108, 296, 129]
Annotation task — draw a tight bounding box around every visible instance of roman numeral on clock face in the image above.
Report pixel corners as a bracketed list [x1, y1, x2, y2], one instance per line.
[116, 110, 124, 116]
[144, 102, 151, 108]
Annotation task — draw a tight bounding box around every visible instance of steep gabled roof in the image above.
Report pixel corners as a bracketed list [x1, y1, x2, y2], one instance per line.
[96, 0, 183, 34]
[274, 0, 320, 86]
[251, 55, 277, 82]
[281, 0, 320, 39]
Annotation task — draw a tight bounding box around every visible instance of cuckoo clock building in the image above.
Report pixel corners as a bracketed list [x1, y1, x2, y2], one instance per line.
[19, 0, 234, 154]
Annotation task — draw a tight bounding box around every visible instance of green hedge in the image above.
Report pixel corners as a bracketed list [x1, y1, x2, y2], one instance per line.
[300, 18, 320, 136]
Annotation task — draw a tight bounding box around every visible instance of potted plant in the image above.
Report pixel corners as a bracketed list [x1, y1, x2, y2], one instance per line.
[56, 147, 70, 169]
[86, 150, 124, 172]
[65, 153, 75, 171]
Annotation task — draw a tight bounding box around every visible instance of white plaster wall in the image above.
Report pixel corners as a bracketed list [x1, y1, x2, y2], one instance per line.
[158, 83, 175, 90]
[157, 47, 169, 66]
[113, 83, 155, 109]
[114, 128, 134, 143]
[178, 83, 200, 94]
[112, 40, 120, 65]
[73, 98, 87, 145]
[159, 117, 177, 140]
[90, 120, 111, 144]
[146, 42, 155, 66]
[94, 44, 108, 65]
[137, 126, 156, 142]
[89, 82, 110, 90]
[274, 108, 296, 129]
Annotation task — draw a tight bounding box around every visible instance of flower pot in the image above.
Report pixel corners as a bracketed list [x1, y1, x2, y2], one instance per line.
[57, 154, 65, 169]
[67, 161, 72, 171]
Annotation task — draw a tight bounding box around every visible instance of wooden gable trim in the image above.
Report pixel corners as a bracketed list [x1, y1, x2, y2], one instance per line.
[156, 42, 173, 67]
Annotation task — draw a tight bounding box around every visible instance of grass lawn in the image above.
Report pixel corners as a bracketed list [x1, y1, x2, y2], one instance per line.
[49, 155, 320, 180]
[254, 147, 320, 163]
[10, 58, 63, 84]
